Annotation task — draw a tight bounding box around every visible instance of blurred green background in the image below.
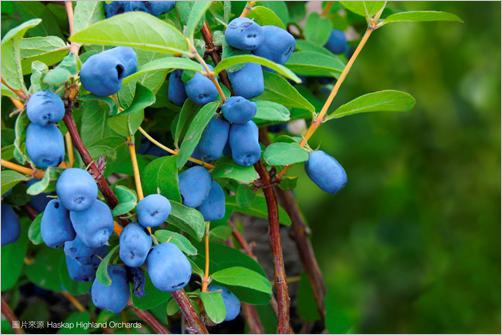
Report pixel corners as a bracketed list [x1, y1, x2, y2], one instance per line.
[289, 2, 501, 333]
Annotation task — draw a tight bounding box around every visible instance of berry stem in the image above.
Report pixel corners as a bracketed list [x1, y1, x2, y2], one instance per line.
[201, 222, 211, 292]
[0, 159, 44, 179]
[64, 0, 80, 55]
[321, 1, 333, 17]
[127, 136, 144, 200]
[64, 132, 75, 167]
[1, 298, 24, 334]
[240, 1, 257, 17]
[171, 290, 208, 334]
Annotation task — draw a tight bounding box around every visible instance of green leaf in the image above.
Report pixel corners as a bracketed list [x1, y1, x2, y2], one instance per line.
[154, 230, 198, 255]
[254, 100, 290, 124]
[58, 311, 91, 334]
[257, 1, 289, 25]
[236, 184, 256, 208]
[286, 51, 345, 77]
[1, 170, 28, 195]
[88, 136, 125, 160]
[227, 195, 291, 226]
[382, 11, 463, 25]
[73, 1, 105, 33]
[212, 158, 259, 183]
[1, 18, 41, 92]
[212, 266, 272, 295]
[28, 212, 43, 245]
[13, 112, 28, 164]
[214, 54, 301, 84]
[43, 53, 78, 86]
[304, 12, 332, 46]
[168, 201, 206, 240]
[248, 6, 286, 29]
[112, 185, 137, 216]
[132, 273, 172, 310]
[200, 291, 226, 324]
[264, 142, 309, 166]
[79, 96, 116, 146]
[177, 102, 219, 168]
[70, 12, 189, 55]
[26, 167, 59, 195]
[20, 36, 69, 74]
[96, 245, 119, 286]
[295, 39, 334, 57]
[258, 72, 314, 114]
[117, 83, 156, 117]
[339, 1, 385, 17]
[123, 57, 202, 85]
[25, 247, 64, 292]
[326, 90, 416, 121]
[29, 61, 49, 92]
[174, 99, 199, 148]
[142, 156, 181, 202]
[2, 218, 29, 291]
[186, 0, 212, 41]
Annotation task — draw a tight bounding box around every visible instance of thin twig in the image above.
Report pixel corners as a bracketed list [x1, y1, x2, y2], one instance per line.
[1, 298, 24, 334]
[127, 136, 144, 201]
[64, 0, 80, 54]
[1, 159, 44, 179]
[240, 1, 257, 17]
[241, 303, 264, 334]
[201, 222, 211, 292]
[321, 1, 333, 17]
[171, 290, 208, 334]
[65, 132, 75, 167]
[130, 304, 170, 334]
[61, 292, 86, 312]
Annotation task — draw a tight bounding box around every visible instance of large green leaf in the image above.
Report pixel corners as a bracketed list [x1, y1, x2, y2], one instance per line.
[211, 158, 259, 183]
[96, 245, 119, 286]
[1, 170, 28, 195]
[123, 57, 202, 85]
[1, 218, 29, 291]
[1, 19, 41, 91]
[286, 51, 345, 77]
[304, 12, 332, 46]
[257, 1, 289, 25]
[339, 1, 385, 17]
[185, 0, 212, 41]
[154, 229, 198, 256]
[111, 185, 137, 216]
[258, 72, 314, 114]
[215, 54, 301, 83]
[326, 90, 416, 121]
[73, 1, 105, 33]
[177, 101, 219, 168]
[248, 6, 286, 29]
[168, 201, 206, 240]
[173, 99, 199, 148]
[26, 166, 59, 195]
[264, 142, 309, 166]
[212, 266, 272, 295]
[200, 291, 226, 324]
[382, 11, 463, 25]
[70, 12, 189, 55]
[254, 101, 290, 124]
[20, 36, 69, 74]
[142, 156, 181, 202]
[25, 247, 64, 292]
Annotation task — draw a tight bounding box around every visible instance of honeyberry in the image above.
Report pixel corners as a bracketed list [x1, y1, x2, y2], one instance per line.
[149, 1, 176, 16]
[64, 236, 107, 265]
[80, 47, 137, 97]
[147, 243, 191, 292]
[325, 29, 348, 55]
[65, 255, 99, 282]
[91, 265, 130, 313]
[185, 70, 218, 105]
[1, 204, 20, 246]
[254, 25, 296, 65]
[41, 199, 75, 248]
[305, 150, 347, 194]
[168, 70, 187, 106]
[194, 117, 230, 162]
[209, 284, 241, 321]
[136, 194, 171, 228]
[221, 96, 257, 124]
[26, 123, 65, 169]
[179, 166, 212, 208]
[56, 168, 98, 212]
[228, 63, 264, 99]
[105, 1, 175, 17]
[26, 91, 65, 126]
[197, 181, 225, 221]
[70, 200, 114, 248]
[225, 17, 263, 51]
[229, 121, 261, 166]
[119, 223, 152, 267]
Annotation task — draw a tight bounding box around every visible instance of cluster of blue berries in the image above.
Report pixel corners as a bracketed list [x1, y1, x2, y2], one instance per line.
[25, 91, 66, 169]
[105, 1, 175, 18]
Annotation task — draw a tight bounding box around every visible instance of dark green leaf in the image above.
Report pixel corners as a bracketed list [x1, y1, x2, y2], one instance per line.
[154, 229, 198, 255]
[263, 142, 309, 166]
[1, 170, 28, 195]
[96, 245, 119, 286]
[28, 213, 43, 245]
[200, 291, 226, 324]
[1, 218, 29, 291]
[142, 156, 181, 202]
[25, 247, 64, 292]
[304, 12, 332, 46]
[112, 185, 137, 216]
[174, 99, 199, 148]
[236, 184, 256, 208]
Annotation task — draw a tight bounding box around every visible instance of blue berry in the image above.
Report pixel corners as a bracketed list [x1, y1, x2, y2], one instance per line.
[325, 29, 348, 55]
[209, 284, 241, 321]
[56, 168, 98, 212]
[228, 63, 264, 99]
[65, 255, 99, 282]
[225, 17, 263, 51]
[70, 200, 114, 248]
[91, 265, 130, 313]
[64, 236, 107, 265]
[305, 150, 347, 194]
[149, 1, 176, 16]
[136, 194, 171, 228]
[26, 123, 65, 169]
[119, 223, 152, 267]
[26, 91, 65, 126]
[147, 243, 191, 292]
[168, 70, 187, 106]
[221, 96, 257, 124]
[254, 26, 296, 64]
[41, 199, 75, 248]
[194, 117, 230, 162]
[229, 121, 261, 166]
[1, 204, 20, 246]
[185, 71, 218, 105]
[178, 166, 212, 208]
[197, 181, 225, 221]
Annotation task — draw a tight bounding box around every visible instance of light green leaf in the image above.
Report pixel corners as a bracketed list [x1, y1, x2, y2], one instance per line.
[154, 230, 198, 256]
[339, 1, 385, 17]
[326, 90, 416, 121]
[254, 100, 290, 124]
[123, 57, 202, 85]
[264, 142, 309, 166]
[70, 12, 189, 55]
[29, 61, 49, 92]
[168, 201, 206, 240]
[177, 101, 219, 168]
[186, 0, 212, 41]
[28, 212, 43, 245]
[257, 1, 289, 25]
[215, 54, 301, 84]
[96, 245, 119, 286]
[248, 6, 286, 29]
[20, 36, 69, 74]
[258, 72, 314, 114]
[43, 53, 78, 86]
[112, 185, 137, 216]
[211, 158, 259, 183]
[296, 39, 334, 57]
[1, 170, 28, 195]
[13, 111, 28, 164]
[200, 291, 226, 324]
[26, 167, 59, 195]
[212, 266, 272, 295]
[382, 11, 463, 25]
[73, 1, 105, 33]
[304, 12, 332, 46]
[142, 156, 181, 202]
[286, 51, 344, 77]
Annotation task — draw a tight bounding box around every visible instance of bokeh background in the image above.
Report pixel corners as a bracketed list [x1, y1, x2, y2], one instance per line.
[288, 2, 501, 333]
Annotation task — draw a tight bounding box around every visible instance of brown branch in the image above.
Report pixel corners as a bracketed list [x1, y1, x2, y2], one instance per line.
[130, 305, 170, 334]
[241, 303, 264, 334]
[254, 161, 291, 333]
[62, 103, 119, 208]
[1, 298, 24, 334]
[171, 290, 208, 334]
